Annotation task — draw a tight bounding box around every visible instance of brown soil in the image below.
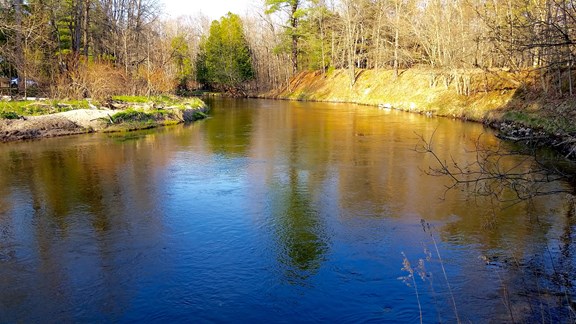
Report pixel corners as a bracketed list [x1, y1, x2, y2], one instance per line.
[0, 110, 112, 142]
[0, 106, 210, 143]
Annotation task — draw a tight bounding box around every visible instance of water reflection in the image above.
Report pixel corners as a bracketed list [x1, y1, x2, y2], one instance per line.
[204, 99, 254, 156]
[280, 139, 327, 278]
[0, 98, 573, 322]
[271, 167, 327, 278]
[0, 132, 177, 322]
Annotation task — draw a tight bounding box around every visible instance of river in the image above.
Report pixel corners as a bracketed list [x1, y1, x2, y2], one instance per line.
[0, 98, 574, 322]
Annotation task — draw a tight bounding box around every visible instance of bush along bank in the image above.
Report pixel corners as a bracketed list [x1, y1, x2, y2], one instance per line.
[0, 96, 209, 142]
[262, 68, 576, 160]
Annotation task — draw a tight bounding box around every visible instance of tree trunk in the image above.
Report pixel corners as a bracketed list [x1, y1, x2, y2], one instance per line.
[290, 1, 299, 74]
[73, 0, 83, 53]
[393, 27, 399, 79]
[14, 0, 25, 93]
[83, 0, 90, 58]
[393, 0, 402, 79]
[319, 13, 326, 74]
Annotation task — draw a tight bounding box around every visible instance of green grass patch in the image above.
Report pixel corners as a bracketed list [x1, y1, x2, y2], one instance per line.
[0, 99, 93, 116]
[193, 111, 208, 119]
[0, 96, 205, 118]
[174, 97, 205, 109]
[0, 101, 29, 115]
[502, 111, 576, 134]
[112, 95, 154, 103]
[110, 109, 150, 123]
[109, 108, 165, 123]
[111, 95, 205, 109]
[0, 111, 20, 119]
[103, 108, 184, 132]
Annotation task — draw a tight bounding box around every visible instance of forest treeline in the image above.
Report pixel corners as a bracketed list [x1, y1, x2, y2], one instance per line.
[1, 0, 576, 98]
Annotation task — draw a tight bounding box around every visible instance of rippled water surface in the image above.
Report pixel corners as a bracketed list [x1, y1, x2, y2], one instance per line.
[0, 98, 574, 322]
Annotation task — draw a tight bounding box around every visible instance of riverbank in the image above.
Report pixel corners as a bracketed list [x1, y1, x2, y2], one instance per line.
[0, 96, 209, 142]
[262, 68, 576, 157]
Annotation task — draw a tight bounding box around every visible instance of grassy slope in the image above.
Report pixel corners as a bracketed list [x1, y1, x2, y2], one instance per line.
[263, 68, 576, 135]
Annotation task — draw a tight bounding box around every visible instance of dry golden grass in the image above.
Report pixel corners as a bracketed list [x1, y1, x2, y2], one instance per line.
[266, 69, 516, 120]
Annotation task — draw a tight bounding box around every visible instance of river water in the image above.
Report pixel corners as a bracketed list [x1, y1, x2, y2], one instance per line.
[0, 98, 574, 322]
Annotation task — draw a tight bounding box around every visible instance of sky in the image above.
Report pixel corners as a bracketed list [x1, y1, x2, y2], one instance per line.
[161, 0, 256, 20]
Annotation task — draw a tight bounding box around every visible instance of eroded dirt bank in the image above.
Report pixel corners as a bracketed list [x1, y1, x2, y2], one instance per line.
[0, 106, 209, 142]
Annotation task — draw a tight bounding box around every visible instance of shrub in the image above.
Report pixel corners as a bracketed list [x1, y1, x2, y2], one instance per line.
[0, 111, 21, 119]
